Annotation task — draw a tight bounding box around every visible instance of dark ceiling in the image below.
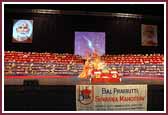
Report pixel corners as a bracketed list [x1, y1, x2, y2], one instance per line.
[5, 4, 164, 16]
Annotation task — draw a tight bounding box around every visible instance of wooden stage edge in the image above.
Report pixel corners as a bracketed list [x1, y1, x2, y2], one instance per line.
[4, 76, 164, 85]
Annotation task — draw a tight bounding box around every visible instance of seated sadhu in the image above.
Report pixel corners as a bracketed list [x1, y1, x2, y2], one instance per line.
[79, 51, 104, 78]
[79, 58, 91, 78]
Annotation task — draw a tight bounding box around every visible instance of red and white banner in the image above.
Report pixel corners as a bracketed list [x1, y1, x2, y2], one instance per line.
[76, 85, 147, 111]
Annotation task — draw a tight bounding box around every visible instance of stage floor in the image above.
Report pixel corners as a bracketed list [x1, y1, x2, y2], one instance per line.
[4, 84, 164, 111]
[4, 75, 164, 111]
[4, 75, 164, 85]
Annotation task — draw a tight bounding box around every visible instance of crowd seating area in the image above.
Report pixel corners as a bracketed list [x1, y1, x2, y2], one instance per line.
[4, 51, 84, 63]
[101, 54, 163, 64]
[4, 51, 164, 77]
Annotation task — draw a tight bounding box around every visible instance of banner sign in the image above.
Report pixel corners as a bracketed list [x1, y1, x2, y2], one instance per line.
[141, 24, 158, 46]
[76, 85, 147, 111]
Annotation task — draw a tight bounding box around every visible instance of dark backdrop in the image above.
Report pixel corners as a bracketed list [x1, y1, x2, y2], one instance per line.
[4, 4, 164, 54]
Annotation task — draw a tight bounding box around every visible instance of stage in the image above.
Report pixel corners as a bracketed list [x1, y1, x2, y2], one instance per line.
[4, 84, 164, 111]
[4, 75, 164, 111]
[5, 75, 164, 85]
